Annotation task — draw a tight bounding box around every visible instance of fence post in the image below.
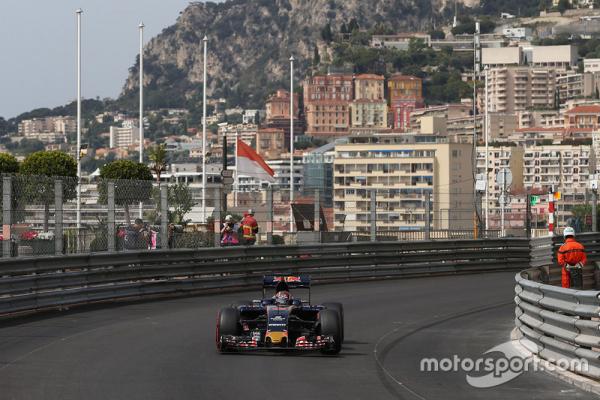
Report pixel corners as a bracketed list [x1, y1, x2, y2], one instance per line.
[161, 184, 168, 249]
[425, 191, 431, 241]
[54, 180, 63, 255]
[213, 186, 222, 248]
[314, 189, 320, 243]
[3, 176, 11, 258]
[593, 190, 598, 232]
[266, 186, 273, 245]
[370, 189, 376, 242]
[107, 181, 116, 252]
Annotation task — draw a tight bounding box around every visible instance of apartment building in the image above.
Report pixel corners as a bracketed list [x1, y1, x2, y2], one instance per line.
[477, 144, 591, 227]
[564, 105, 600, 130]
[485, 67, 558, 113]
[350, 100, 388, 128]
[18, 116, 76, 143]
[388, 75, 424, 131]
[482, 45, 577, 69]
[217, 124, 258, 146]
[304, 74, 353, 137]
[354, 74, 385, 100]
[302, 142, 336, 207]
[256, 127, 285, 161]
[333, 136, 474, 232]
[109, 126, 139, 148]
[265, 90, 299, 122]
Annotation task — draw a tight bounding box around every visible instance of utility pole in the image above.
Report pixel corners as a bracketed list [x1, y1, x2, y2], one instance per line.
[138, 22, 145, 220]
[500, 168, 507, 237]
[289, 55, 295, 233]
[202, 36, 208, 222]
[76, 9, 83, 245]
[484, 66, 489, 231]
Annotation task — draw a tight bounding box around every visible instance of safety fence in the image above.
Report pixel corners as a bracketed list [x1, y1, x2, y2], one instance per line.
[0, 238, 530, 317]
[515, 233, 600, 380]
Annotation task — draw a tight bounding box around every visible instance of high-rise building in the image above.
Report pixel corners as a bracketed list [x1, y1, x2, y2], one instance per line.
[388, 75, 424, 131]
[333, 135, 474, 232]
[302, 142, 337, 207]
[304, 74, 354, 137]
[109, 126, 139, 148]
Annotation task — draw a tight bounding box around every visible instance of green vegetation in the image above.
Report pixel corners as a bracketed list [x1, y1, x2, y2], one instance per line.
[148, 144, 168, 183]
[0, 153, 19, 174]
[98, 160, 153, 224]
[20, 151, 77, 230]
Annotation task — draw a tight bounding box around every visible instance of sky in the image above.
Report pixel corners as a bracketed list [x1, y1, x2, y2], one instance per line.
[0, 0, 215, 119]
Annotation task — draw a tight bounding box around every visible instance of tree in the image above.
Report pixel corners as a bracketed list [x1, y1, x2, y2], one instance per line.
[321, 23, 333, 43]
[20, 151, 77, 231]
[0, 153, 19, 174]
[99, 160, 153, 225]
[557, 0, 571, 14]
[348, 18, 359, 33]
[148, 144, 168, 184]
[313, 46, 321, 67]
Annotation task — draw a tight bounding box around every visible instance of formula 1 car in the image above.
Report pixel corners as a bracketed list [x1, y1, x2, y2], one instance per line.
[216, 275, 344, 354]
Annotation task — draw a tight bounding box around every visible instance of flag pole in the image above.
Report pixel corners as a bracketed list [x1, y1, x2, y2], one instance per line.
[289, 55, 295, 233]
[234, 130, 239, 207]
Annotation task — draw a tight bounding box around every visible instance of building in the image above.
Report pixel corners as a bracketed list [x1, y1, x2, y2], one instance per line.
[256, 127, 286, 160]
[302, 142, 337, 207]
[370, 33, 431, 50]
[265, 90, 299, 122]
[304, 74, 353, 137]
[388, 75, 424, 131]
[477, 144, 591, 227]
[565, 105, 600, 130]
[333, 136, 474, 232]
[482, 45, 578, 69]
[410, 103, 472, 132]
[482, 47, 522, 67]
[530, 45, 578, 69]
[109, 126, 139, 148]
[354, 74, 385, 100]
[18, 116, 76, 143]
[485, 67, 559, 113]
[584, 58, 600, 73]
[350, 100, 388, 128]
[217, 124, 257, 146]
[502, 27, 533, 40]
[242, 109, 265, 125]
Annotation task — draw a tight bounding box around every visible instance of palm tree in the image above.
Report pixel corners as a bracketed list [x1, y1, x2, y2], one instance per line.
[148, 144, 168, 185]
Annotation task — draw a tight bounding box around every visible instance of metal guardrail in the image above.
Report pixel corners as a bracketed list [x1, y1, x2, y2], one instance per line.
[515, 271, 600, 379]
[0, 238, 530, 317]
[515, 233, 600, 380]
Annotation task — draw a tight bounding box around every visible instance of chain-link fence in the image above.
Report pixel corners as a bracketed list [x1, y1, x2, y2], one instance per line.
[0, 174, 595, 257]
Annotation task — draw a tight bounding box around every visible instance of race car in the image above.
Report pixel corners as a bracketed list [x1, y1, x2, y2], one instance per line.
[216, 275, 344, 354]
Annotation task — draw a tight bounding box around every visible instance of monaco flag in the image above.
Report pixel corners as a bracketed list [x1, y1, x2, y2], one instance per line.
[236, 139, 275, 183]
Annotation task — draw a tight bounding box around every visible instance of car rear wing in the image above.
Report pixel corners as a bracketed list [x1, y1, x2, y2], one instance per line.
[263, 275, 311, 289]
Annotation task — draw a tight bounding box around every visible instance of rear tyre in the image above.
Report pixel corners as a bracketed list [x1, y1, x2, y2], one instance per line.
[216, 307, 240, 352]
[319, 309, 342, 355]
[322, 302, 344, 343]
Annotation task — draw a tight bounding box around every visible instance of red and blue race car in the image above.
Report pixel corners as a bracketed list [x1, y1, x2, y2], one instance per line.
[216, 275, 344, 354]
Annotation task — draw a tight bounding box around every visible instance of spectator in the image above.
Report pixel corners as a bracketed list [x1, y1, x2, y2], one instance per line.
[124, 218, 151, 250]
[220, 215, 239, 246]
[241, 209, 259, 245]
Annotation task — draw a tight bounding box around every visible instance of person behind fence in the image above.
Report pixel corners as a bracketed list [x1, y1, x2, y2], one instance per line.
[557, 227, 587, 289]
[124, 218, 151, 250]
[241, 209, 259, 245]
[220, 215, 239, 246]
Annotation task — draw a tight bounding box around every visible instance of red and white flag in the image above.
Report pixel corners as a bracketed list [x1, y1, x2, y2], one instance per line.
[236, 139, 275, 183]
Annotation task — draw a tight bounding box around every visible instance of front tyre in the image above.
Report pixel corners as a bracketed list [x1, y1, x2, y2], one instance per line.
[322, 302, 344, 343]
[319, 309, 342, 355]
[216, 307, 240, 352]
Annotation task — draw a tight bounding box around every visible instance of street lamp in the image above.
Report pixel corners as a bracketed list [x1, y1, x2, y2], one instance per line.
[202, 35, 208, 222]
[76, 8, 83, 239]
[289, 55, 295, 232]
[139, 22, 145, 219]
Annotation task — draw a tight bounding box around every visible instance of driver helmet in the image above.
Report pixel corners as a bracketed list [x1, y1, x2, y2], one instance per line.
[274, 290, 291, 306]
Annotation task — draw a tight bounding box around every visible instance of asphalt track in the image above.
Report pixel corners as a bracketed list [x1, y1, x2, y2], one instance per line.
[0, 272, 593, 400]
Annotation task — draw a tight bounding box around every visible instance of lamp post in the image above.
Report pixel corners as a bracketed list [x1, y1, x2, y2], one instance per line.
[289, 55, 295, 232]
[484, 67, 490, 231]
[139, 22, 145, 219]
[76, 9, 83, 240]
[202, 36, 208, 222]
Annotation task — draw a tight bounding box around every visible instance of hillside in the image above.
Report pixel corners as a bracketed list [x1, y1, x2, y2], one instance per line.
[119, 0, 475, 111]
